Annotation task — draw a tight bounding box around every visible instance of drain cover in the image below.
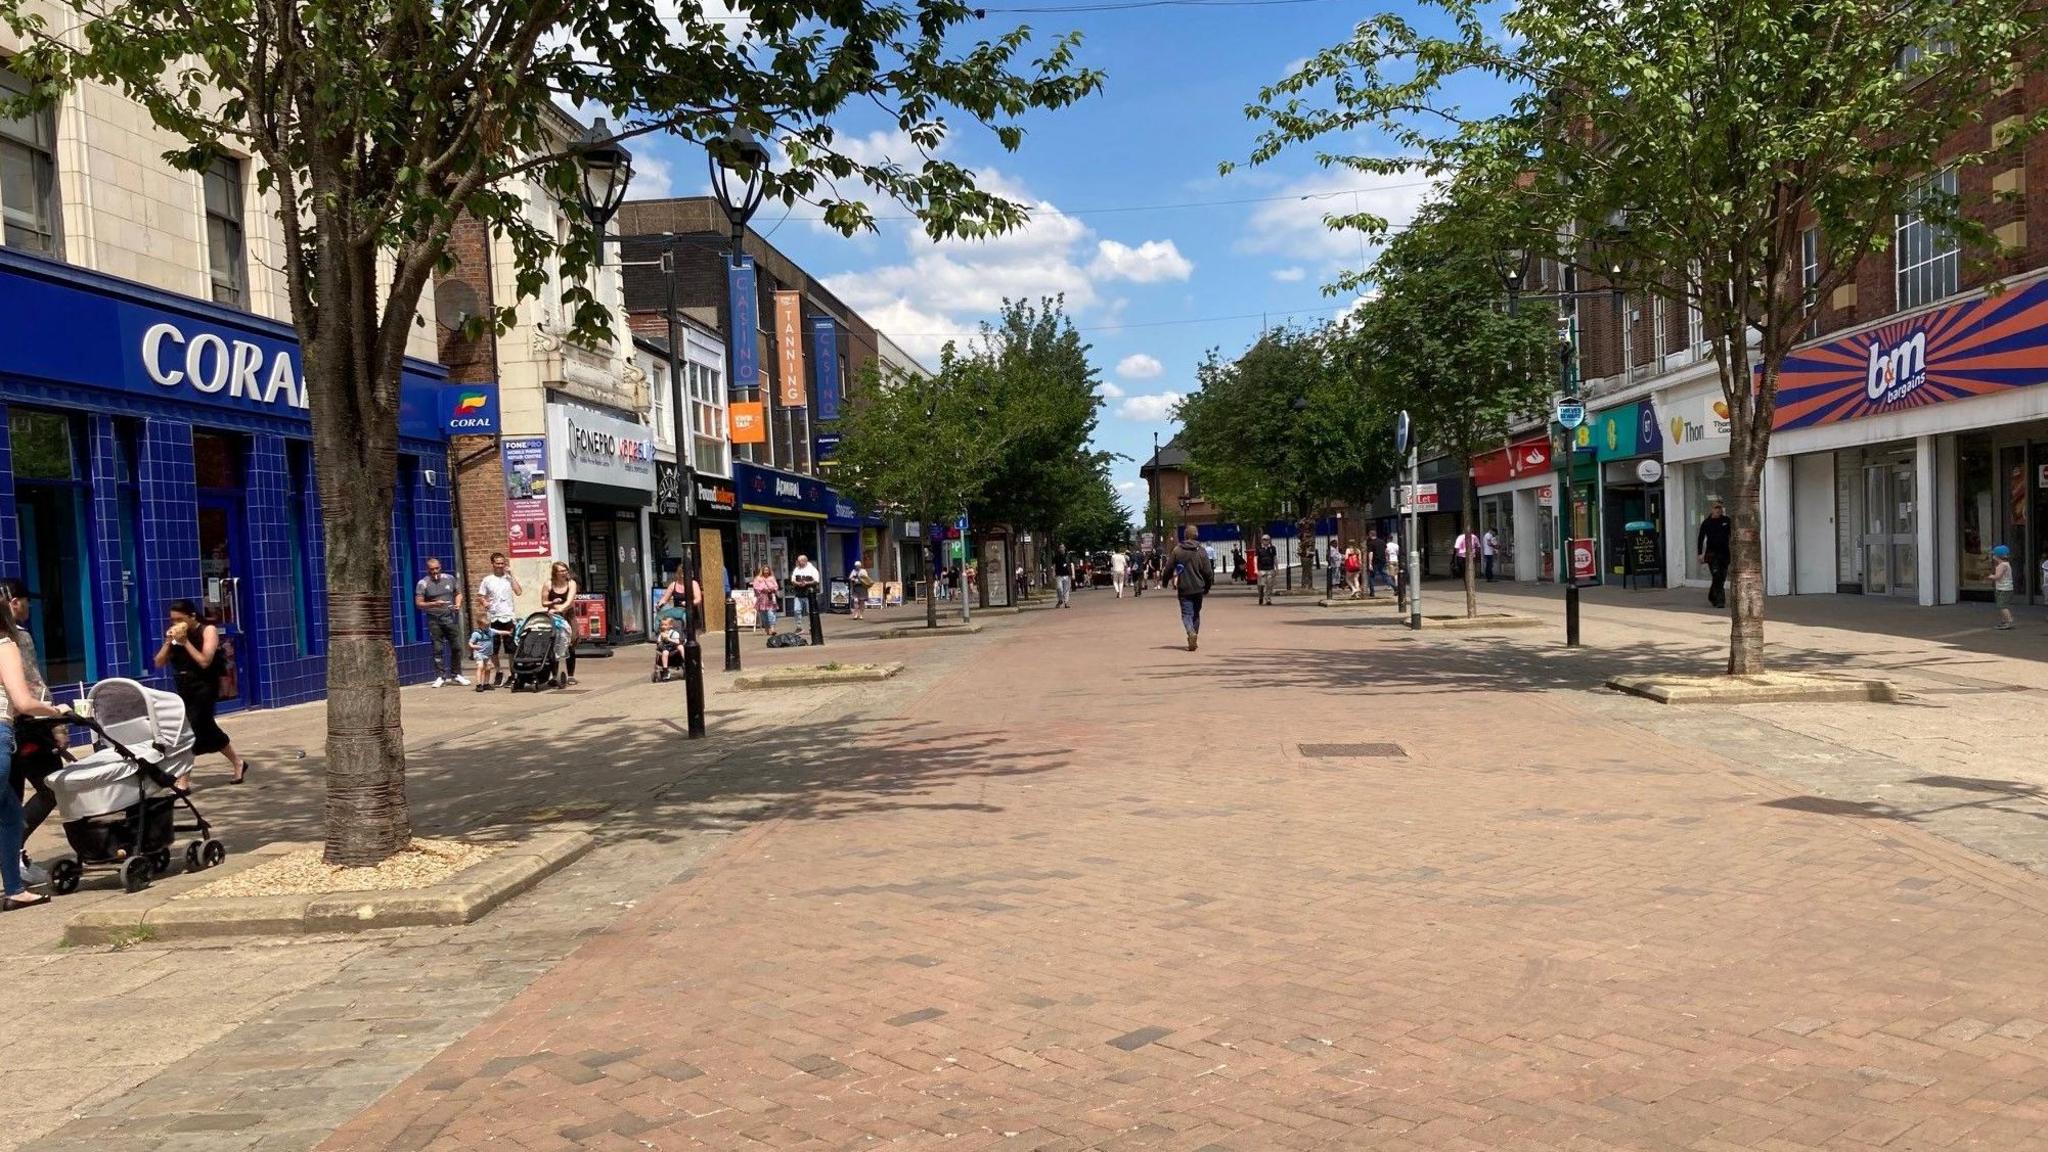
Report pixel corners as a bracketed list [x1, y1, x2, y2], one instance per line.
[1299, 743, 1406, 758]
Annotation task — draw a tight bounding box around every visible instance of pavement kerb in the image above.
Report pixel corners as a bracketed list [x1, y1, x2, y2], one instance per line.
[61, 829, 593, 946]
[732, 663, 903, 690]
[1408, 612, 1546, 631]
[879, 623, 985, 639]
[1606, 672, 1901, 704]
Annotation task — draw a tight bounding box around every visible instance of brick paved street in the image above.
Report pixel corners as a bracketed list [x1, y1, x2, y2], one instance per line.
[281, 582, 2048, 1152]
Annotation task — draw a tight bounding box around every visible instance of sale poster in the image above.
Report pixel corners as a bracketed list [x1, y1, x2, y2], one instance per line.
[503, 436, 551, 558]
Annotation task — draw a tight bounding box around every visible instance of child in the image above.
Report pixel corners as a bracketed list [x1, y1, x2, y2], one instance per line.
[655, 616, 684, 681]
[468, 625, 497, 690]
[1993, 544, 2015, 630]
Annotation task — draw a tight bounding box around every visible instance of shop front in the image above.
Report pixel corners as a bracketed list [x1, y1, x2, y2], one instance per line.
[1655, 372, 1733, 588]
[1588, 400, 1667, 584]
[1772, 275, 2048, 606]
[1473, 434, 1553, 582]
[652, 462, 738, 633]
[0, 247, 454, 707]
[735, 461, 830, 607]
[547, 398, 656, 646]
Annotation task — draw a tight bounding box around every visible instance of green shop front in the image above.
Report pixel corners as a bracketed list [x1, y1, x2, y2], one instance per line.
[1554, 399, 1667, 585]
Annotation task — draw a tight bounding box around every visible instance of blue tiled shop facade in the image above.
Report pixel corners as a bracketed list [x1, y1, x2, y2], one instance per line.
[0, 249, 455, 709]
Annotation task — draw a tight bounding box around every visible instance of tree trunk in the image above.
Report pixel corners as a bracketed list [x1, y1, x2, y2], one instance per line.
[1726, 449, 1767, 674]
[309, 283, 410, 866]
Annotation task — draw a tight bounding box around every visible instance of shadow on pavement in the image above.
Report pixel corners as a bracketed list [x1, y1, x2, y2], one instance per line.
[1761, 774, 2048, 827]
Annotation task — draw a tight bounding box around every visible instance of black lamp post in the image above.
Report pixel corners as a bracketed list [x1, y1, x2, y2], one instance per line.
[1496, 216, 1632, 649]
[709, 122, 772, 661]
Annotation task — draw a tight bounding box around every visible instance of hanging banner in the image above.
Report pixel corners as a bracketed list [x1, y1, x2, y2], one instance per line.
[501, 436, 551, 558]
[1775, 277, 2048, 431]
[729, 400, 766, 444]
[811, 315, 842, 421]
[727, 257, 759, 394]
[774, 291, 806, 408]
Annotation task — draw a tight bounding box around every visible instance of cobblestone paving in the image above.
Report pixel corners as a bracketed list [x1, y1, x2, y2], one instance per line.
[314, 587, 2048, 1151]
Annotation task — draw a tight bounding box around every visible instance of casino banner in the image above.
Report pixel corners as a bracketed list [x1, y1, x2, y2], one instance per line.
[1774, 277, 2048, 431]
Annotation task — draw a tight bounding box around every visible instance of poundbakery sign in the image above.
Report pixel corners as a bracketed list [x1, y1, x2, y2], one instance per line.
[546, 401, 657, 491]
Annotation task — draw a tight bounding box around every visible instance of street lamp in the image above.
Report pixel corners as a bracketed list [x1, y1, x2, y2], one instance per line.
[709, 121, 772, 660]
[574, 120, 634, 233]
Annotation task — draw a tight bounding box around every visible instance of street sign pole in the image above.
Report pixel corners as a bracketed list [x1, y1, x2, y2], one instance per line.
[1406, 446, 1422, 630]
[1557, 320, 1584, 648]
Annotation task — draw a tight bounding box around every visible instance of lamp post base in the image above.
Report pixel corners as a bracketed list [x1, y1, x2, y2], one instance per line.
[723, 612, 741, 672]
[1565, 584, 1581, 647]
[683, 636, 707, 738]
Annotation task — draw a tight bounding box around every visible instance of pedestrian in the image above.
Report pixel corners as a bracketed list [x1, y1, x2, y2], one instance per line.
[2, 578, 62, 900]
[1171, 525, 1216, 651]
[1053, 549, 1075, 607]
[1111, 548, 1129, 598]
[1013, 562, 1027, 605]
[1327, 539, 1342, 597]
[1231, 545, 1245, 579]
[0, 578, 61, 910]
[1366, 529, 1386, 597]
[468, 622, 496, 689]
[542, 560, 581, 685]
[414, 556, 468, 688]
[1697, 500, 1732, 609]
[850, 559, 874, 619]
[1993, 545, 2015, 630]
[1386, 532, 1404, 608]
[654, 614, 685, 681]
[751, 565, 781, 634]
[1482, 528, 1500, 582]
[154, 599, 250, 785]
[1452, 528, 1478, 581]
[1344, 545, 1364, 598]
[790, 554, 823, 620]
[477, 551, 522, 689]
[1256, 534, 1278, 605]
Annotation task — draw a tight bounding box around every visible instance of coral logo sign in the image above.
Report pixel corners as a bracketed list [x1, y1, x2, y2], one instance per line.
[1776, 277, 2048, 431]
[436, 383, 499, 436]
[1865, 330, 1929, 404]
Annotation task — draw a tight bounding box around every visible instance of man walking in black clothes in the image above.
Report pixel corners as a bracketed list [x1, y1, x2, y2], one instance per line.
[1697, 500, 1733, 609]
[1256, 534, 1278, 605]
[1171, 525, 1216, 650]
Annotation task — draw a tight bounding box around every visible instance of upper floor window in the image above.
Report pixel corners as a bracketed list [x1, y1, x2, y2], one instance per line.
[204, 156, 247, 306]
[688, 359, 729, 477]
[1895, 168, 1960, 312]
[647, 357, 672, 447]
[0, 67, 60, 255]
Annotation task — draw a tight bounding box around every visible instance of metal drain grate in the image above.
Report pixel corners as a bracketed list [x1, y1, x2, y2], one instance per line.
[1299, 743, 1407, 758]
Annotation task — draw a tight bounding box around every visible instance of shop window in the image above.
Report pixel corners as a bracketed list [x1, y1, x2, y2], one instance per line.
[1685, 459, 1729, 583]
[1800, 226, 1821, 339]
[649, 358, 672, 448]
[1958, 438, 1996, 594]
[11, 409, 92, 686]
[286, 441, 317, 654]
[1895, 169, 1959, 311]
[193, 430, 242, 490]
[204, 156, 247, 307]
[0, 66, 60, 256]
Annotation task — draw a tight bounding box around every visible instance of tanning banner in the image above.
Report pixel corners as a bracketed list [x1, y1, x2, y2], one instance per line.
[775, 291, 806, 408]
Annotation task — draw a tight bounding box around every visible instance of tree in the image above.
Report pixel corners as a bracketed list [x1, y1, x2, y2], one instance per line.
[967, 298, 1108, 553]
[1348, 202, 1555, 616]
[3, 0, 1102, 862]
[1175, 324, 1395, 571]
[835, 354, 1004, 629]
[1051, 467, 1132, 554]
[1242, 0, 2045, 670]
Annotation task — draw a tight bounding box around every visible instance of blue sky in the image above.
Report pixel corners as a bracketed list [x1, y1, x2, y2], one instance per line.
[631, 0, 1466, 521]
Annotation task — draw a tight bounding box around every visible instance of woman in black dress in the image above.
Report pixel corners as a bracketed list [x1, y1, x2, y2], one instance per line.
[154, 599, 249, 784]
[543, 561, 579, 684]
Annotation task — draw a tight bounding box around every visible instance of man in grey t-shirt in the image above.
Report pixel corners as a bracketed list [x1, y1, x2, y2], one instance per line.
[414, 557, 467, 687]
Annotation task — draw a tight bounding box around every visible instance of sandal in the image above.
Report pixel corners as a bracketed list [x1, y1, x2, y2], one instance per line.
[3, 892, 51, 911]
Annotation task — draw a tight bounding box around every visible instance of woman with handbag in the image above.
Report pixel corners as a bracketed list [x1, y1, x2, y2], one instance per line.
[154, 599, 250, 785]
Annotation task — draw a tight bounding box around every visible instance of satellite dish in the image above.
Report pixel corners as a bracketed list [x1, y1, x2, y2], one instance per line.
[435, 279, 482, 331]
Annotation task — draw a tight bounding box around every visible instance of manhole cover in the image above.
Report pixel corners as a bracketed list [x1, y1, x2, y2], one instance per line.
[1299, 743, 1406, 758]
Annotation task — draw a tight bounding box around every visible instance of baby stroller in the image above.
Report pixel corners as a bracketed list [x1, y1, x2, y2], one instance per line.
[509, 610, 570, 691]
[44, 678, 226, 895]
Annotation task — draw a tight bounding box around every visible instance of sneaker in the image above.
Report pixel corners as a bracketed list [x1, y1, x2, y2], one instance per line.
[474, 682, 492, 692]
[453, 675, 471, 686]
[1996, 622, 2015, 630]
[431, 677, 445, 688]
[1185, 631, 1197, 651]
[20, 855, 49, 888]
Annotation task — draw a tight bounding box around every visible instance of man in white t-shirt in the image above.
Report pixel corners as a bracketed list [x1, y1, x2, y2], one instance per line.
[476, 551, 522, 690]
[788, 555, 822, 618]
[1110, 548, 1129, 598]
[1385, 534, 1404, 609]
[1481, 528, 1500, 582]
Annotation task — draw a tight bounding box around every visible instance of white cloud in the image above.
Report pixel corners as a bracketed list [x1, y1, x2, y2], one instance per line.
[1116, 480, 1137, 492]
[1115, 353, 1163, 380]
[1238, 167, 1437, 275]
[832, 128, 935, 169]
[1088, 239, 1193, 284]
[1097, 380, 1127, 399]
[1116, 392, 1185, 422]
[631, 152, 674, 199]
[1271, 266, 1307, 283]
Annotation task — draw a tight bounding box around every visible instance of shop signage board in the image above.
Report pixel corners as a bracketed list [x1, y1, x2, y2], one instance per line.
[774, 291, 806, 408]
[1663, 389, 1733, 461]
[811, 316, 842, 421]
[814, 432, 841, 460]
[1592, 400, 1665, 463]
[546, 400, 656, 491]
[1569, 536, 1598, 582]
[656, 461, 682, 516]
[694, 477, 737, 516]
[502, 437, 551, 557]
[1776, 276, 2048, 431]
[437, 383, 499, 436]
[736, 461, 834, 518]
[727, 257, 759, 392]
[1, 251, 446, 439]
[729, 401, 765, 444]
